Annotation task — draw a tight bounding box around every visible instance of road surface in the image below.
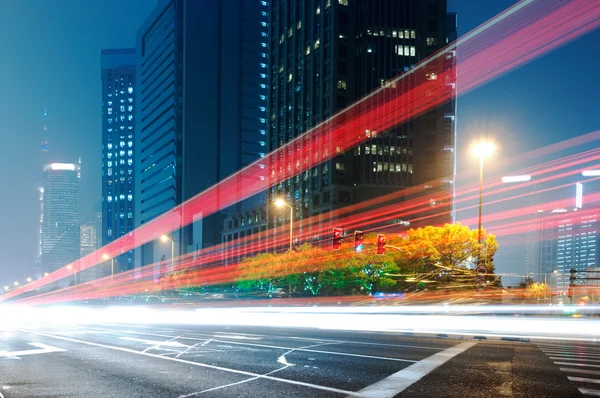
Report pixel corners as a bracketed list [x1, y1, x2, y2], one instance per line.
[0, 321, 596, 397]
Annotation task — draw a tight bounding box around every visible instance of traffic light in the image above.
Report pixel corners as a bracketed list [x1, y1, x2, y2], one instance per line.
[570, 268, 576, 285]
[354, 230, 364, 252]
[332, 228, 343, 250]
[376, 234, 386, 255]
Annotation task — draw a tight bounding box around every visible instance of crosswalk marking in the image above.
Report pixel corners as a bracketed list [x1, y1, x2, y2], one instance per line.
[539, 343, 600, 394]
[550, 357, 600, 363]
[569, 377, 600, 384]
[579, 387, 600, 396]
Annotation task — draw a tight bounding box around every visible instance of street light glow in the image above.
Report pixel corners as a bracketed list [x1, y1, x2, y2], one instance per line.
[274, 198, 287, 208]
[26, 277, 32, 282]
[471, 141, 495, 158]
[102, 253, 110, 260]
[160, 234, 171, 243]
[501, 175, 531, 183]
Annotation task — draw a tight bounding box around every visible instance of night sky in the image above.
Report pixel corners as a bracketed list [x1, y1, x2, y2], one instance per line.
[0, 0, 598, 286]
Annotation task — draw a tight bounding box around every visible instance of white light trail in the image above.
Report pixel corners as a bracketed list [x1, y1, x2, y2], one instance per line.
[501, 175, 531, 183]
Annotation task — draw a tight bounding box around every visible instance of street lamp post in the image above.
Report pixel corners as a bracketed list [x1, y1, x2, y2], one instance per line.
[275, 198, 294, 298]
[67, 265, 77, 285]
[275, 198, 294, 252]
[160, 234, 175, 273]
[102, 254, 114, 282]
[544, 270, 558, 303]
[471, 141, 496, 256]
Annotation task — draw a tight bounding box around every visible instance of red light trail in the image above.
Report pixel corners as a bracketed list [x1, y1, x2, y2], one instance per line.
[5, 0, 600, 302]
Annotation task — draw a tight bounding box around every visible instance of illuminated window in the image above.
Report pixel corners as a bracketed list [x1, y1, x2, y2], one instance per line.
[120, 105, 125, 112]
[316, 6, 320, 14]
[108, 108, 112, 114]
[338, 0, 348, 5]
[410, 46, 416, 56]
[314, 38, 320, 49]
[325, 0, 331, 8]
[427, 37, 437, 46]
[128, 115, 133, 121]
[107, 161, 112, 167]
[337, 80, 347, 90]
[127, 194, 133, 201]
[127, 150, 133, 156]
[127, 87, 133, 94]
[128, 159, 133, 166]
[107, 143, 112, 150]
[306, 45, 311, 55]
[128, 105, 133, 112]
[411, 30, 416, 39]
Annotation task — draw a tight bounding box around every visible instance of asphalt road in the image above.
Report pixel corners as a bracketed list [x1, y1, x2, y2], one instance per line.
[0, 320, 596, 397]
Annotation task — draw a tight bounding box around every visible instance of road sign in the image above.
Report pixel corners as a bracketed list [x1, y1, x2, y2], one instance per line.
[476, 279, 486, 292]
[475, 264, 488, 276]
[0, 343, 66, 358]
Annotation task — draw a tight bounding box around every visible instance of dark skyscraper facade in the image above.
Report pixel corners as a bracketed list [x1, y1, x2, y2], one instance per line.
[267, 0, 456, 237]
[101, 48, 136, 274]
[41, 162, 80, 280]
[135, 0, 270, 268]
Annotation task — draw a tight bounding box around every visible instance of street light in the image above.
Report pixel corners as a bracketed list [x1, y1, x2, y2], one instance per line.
[274, 198, 294, 252]
[67, 265, 77, 285]
[26, 277, 32, 283]
[13, 281, 19, 287]
[471, 140, 496, 250]
[275, 198, 294, 298]
[102, 253, 114, 281]
[160, 234, 175, 273]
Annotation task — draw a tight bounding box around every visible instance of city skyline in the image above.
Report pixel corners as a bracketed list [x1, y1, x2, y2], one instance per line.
[1, 0, 600, 285]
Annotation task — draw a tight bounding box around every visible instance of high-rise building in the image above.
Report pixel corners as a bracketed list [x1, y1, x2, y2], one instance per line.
[101, 48, 136, 274]
[41, 162, 81, 282]
[80, 224, 97, 258]
[79, 223, 97, 283]
[539, 182, 600, 288]
[267, 0, 456, 239]
[35, 107, 52, 277]
[135, 0, 270, 268]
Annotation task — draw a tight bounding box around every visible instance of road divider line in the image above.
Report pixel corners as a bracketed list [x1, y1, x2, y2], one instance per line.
[65, 325, 419, 363]
[348, 342, 476, 398]
[95, 323, 445, 350]
[18, 328, 367, 397]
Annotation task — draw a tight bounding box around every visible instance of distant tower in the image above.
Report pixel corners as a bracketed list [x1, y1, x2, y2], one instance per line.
[35, 106, 52, 277]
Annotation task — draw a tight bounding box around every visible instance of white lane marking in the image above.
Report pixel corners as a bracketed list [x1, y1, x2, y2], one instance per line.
[0, 343, 66, 358]
[277, 342, 334, 367]
[178, 364, 291, 397]
[541, 348, 600, 354]
[68, 325, 417, 363]
[560, 368, 600, 376]
[120, 337, 188, 348]
[19, 329, 366, 397]
[0, 391, 4, 398]
[349, 342, 476, 398]
[212, 335, 262, 340]
[550, 357, 600, 363]
[580, 387, 600, 396]
[95, 323, 444, 351]
[554, 362, 600, 369]
[569, 376, 600, 384]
